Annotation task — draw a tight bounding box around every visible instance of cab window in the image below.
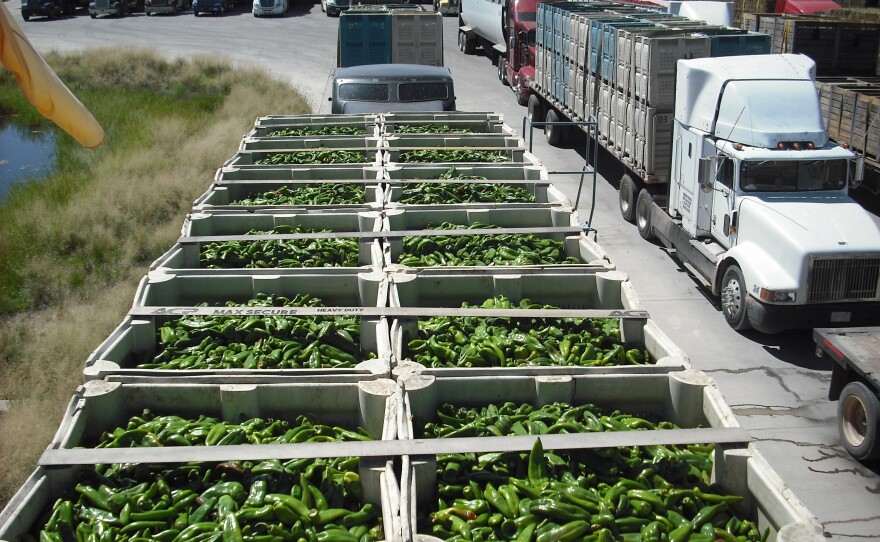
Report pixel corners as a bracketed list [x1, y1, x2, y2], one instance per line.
[338, 83, 389, 102]
[399, 82, 449, 102]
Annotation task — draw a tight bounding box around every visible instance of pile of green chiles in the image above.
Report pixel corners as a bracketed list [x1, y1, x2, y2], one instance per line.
[96, 410, 374, 448]
[399, 168, 534, 205]
[422, 408, 766, 542]
[200, 225, 360, 269]
[399, 223, 579, 267]
[267, 126, 367, 137]
[390, 124, 473, 134]
[399, 149, 510, 163]
[35, 458, 382, 542]
[137, 294, 372, 370]
[229, 185, 367, 206]
[254, 150, 368, 165]
[405, 296, 649, 368]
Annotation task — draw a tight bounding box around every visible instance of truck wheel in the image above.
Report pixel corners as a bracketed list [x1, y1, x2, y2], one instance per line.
[527, 94, 543, 128]
[838, 381, 880, 461]
[619, 174, 637, 223]
[461, 32, 476, 54]
[23, 13, 30, 21]
[544, 109, 567, 146]
[721, 265, 752, 331]
[636, 189, 654, 240]
[497, 59, 508, 86]
[515, 82, 528, 106]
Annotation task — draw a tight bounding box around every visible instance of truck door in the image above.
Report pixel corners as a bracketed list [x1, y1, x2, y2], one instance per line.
[709, 157, 735, 248]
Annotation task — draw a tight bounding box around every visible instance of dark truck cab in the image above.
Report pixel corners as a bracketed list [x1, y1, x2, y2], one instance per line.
[329, 64, 456, 114]
[21, 0, 78, 20]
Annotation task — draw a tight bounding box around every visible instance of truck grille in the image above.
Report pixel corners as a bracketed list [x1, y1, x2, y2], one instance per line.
[808, 257, 880, 302]
[259, 0, 274, 6]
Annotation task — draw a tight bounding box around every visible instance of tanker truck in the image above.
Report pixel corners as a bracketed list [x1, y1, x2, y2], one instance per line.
[525, 4, 880, 333]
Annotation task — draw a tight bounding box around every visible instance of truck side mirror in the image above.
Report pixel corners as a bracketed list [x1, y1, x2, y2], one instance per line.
[699, 157, 714, 193]
[853, 156, 865, 190]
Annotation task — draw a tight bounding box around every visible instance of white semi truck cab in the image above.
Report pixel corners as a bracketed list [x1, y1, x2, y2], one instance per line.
[641, 54, 880, 333]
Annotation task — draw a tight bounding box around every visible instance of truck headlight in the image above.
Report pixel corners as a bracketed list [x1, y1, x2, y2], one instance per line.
[758, 288, 796, 303]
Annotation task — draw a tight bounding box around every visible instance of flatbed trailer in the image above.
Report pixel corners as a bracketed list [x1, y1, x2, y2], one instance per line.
[814, 327, 880, 461]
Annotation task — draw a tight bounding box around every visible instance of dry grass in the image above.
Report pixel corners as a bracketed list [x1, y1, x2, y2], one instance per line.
[0, 48, 310, 507]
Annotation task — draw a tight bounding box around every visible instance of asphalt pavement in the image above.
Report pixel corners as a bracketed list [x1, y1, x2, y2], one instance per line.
[9, 1, 880, 538]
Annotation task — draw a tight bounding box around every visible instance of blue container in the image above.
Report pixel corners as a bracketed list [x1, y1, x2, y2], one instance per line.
[338, 12, 392, 67]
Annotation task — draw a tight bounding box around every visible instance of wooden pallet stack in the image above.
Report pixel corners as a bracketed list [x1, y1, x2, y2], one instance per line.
[816, 77, 880, 167]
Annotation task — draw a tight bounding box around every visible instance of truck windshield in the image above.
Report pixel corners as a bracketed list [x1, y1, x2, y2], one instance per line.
[399, 82, 449, 102]
[740, 159, 848, 192]
[338, 83, 390, 102]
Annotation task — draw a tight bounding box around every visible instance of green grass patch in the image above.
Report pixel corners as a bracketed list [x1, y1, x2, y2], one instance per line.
[0, 48, 311, 507]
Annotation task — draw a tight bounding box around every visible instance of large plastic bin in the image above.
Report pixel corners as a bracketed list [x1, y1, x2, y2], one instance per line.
[238, 135, 381, 152]
[132, 268, 387, 308]
[387, 268, 636, 310]
[384, 147, 537, 166]
[0, 457, 400, 542]
[382, 115, 510, 136]
[215, 164, 383, 183]
[222, 148, 383, 168]
[83, 314, 391, 381]
[49, 378, 398, 450]
[383, 206, 580, 231]
[149, 236, 383, 271]
[381, 134, 525, 150]
[191, 181, 384, 212]
[248, 114, 380, 138]
[383, 164, 569, 207]
[401, 441, 824, 542]
[382, 229, 613, 272]
[181, 209, 382, 237]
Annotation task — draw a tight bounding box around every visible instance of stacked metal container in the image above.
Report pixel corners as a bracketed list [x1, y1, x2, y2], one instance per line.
[533, 1, 769, 184]
[0, 112, 823, 542]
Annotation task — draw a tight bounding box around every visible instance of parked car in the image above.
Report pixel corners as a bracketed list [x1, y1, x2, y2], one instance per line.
[252, 0, 287, 16]
[193, 0, 233, 15]
[329, 63, 456, 114]
[21, 0, 78, 20]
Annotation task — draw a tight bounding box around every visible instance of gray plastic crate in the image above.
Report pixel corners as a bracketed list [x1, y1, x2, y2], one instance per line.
[384, 147, 538, 166]
[384, 206, 579, 231]
[382, 118, 513, 136]
[191, 181, 384, 212]
[248, 115, 381, 138]
[0, 458, 400, 542]
[381, 134, 525, 149]
[182, 210, 382, 237]
[50, 378, 399, 450]
[133, 269, 387, 308]
[398, 370, 738, 440]
[150, 237, 383, 271]
[383, 163, 570, 207]
[239, 136, 382, 152]
[387, 268, 637, 310]
[83, 315, 390, 382]
[390, 307, 689, 377]
[215, 164, 384, 183]
[402, 442, 824, 542]
[223, 148, 383, 168]
[383, 230, 613, 272]
[380, 112, 504, 125]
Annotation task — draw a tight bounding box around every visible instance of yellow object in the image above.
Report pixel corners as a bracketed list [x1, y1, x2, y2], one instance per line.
[0, 2, 105, 148]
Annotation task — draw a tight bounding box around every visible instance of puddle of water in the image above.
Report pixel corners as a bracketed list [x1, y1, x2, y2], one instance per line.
[0, 119, 57, 201]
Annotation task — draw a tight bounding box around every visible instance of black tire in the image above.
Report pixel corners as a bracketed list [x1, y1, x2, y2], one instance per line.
[636, 189, 654, 240]
[527, 94, 543, 128]
[461, 33, 476, 54]
[457, 31, 464, 52]
[720, 265, 752, 331]
[497, 58, 508, 85]
[839, 381, 880, 461]
[23, 13, 31, 21]
[544, 109, 566, 146]
[619, 174, 637, 223]
[90, 12, 96, 17]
